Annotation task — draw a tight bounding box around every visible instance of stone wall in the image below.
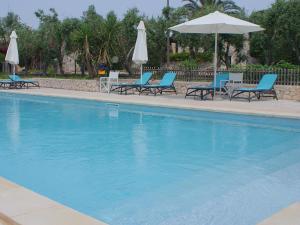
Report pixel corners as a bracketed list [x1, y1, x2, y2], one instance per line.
[275, 85, 300, 101]
[35, 78, 100, 92]
[34, 78, 300, 101]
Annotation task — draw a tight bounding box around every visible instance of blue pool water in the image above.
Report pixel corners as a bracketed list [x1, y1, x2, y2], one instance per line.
[0, 93, 300, 225]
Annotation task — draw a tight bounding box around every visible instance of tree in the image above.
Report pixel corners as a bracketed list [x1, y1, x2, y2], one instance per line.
[182, 0, 241, 14]
[70, 5, 104, 77]
[120, 8, 142, 73]
[0, 12, 21, 44]
[16, 25, 37, 73]
[98, 11, 121, 66]
[170, 5, 245, 68]
[35, 8, 62, 74]
[250, 0, 300, 65]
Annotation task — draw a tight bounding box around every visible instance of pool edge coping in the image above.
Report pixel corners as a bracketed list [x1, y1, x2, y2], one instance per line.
[256, 202, 300, 225]
[1, 89, 300, 120]
[0, 177, 108, 225]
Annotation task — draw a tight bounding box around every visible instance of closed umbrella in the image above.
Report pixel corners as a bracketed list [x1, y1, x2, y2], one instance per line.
[170, 11, 264, 94]
[132, 21, 148, 84]
[5, 31, 19, 78]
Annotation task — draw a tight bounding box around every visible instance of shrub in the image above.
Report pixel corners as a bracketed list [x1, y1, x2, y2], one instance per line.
[0, 53, 5, 62]
[180, 59, 199, 69]
[170, 52, 190, 62]
[274, 60, 298, 69]
[196, 52, 213, 63]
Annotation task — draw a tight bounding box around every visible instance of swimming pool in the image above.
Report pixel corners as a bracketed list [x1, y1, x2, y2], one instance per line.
[0, 93, 300, 225]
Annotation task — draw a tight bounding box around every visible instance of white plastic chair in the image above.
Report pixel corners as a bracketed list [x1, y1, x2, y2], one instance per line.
[100, 71, 119, 93]
[226, 73, 243, 97]
[229, 73, 243, 84]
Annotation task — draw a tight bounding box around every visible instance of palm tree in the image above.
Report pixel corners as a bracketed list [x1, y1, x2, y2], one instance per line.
[182, 0, 241, 14]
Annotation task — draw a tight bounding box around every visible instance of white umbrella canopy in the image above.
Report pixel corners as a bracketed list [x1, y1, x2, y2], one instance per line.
[5, 31, 19, 75]
[170, 11, 264, 34]
[170, 11, 264, 94]
[132, 21, 148, 82]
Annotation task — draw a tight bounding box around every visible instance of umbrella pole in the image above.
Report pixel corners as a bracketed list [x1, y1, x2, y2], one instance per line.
[213, 32, 218, 97]
[13, 65, 16, 80]
[140, 64, 143, 88]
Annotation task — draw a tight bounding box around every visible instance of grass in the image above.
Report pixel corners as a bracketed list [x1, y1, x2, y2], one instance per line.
[0, 72, 8, 79]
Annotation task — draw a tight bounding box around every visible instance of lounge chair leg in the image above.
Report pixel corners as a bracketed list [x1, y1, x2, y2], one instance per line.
[229, 91, 233, 101]
[248, 92, 251, 102]
[274, 90, 278, 100]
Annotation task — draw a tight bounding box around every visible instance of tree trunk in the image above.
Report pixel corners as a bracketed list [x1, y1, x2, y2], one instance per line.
[84, 35, 96, 77]
[58, 40, 66, 75]
[189, 46, 196, 59]
[294, 44, 300, 64]
[42, 63, 48, 76]
[224, 43, 231, 69]
[124, 47, 134, 75]
[80, 63, 85, 75]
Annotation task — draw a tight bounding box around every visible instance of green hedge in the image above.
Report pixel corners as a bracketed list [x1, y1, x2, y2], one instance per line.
[170, 52, 190, 62]
[170, 51, 213, 63]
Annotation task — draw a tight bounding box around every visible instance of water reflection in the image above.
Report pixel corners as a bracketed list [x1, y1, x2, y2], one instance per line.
[132, 113, 148, 166]
[7, 98, 20, 149]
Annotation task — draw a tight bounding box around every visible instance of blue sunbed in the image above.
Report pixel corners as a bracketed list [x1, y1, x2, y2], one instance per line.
[0, 80, 18, 89]
[185, 72, 229, 100]
[139, 72, 177, 95]
[9, 75, 40, 88]
[110, 72, 153, 94]
[230, 74, 278, 102]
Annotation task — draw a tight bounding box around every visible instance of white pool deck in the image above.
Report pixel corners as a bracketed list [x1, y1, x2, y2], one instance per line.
[1, 88, 300, 225]
[0, 177, 107, 225]
[1, 88, 300, 119]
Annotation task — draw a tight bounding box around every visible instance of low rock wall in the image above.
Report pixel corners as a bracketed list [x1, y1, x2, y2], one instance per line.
[34, 78, 300, 101]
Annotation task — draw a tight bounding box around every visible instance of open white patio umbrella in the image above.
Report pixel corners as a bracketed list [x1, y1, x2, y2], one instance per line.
[170, 11, 264, 94]
[5, 31, 19, 77]
[132, 21, 148, 83]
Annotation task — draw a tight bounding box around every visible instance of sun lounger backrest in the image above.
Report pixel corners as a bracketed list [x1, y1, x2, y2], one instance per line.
[9, 75, 21, 81]
[135, 72, 153, 85]
[256, 74, 278, 90]
[159, 72, 176, 86]
[213, 72, 229, 88]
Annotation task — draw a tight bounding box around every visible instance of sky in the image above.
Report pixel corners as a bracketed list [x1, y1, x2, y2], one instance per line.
[1, 0, 275, 28]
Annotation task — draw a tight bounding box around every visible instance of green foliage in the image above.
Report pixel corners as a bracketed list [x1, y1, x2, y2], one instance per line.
[231, 61, 300, 70]
[0, 0, 298, 78]
[231, 64, 271, 70]
[250, 0, 300, 65]
[196, 51, 213, 62]
[0, 12, 21, 43]
[146, 16, 169, 66]
[182, 0, 242, 14]
[170, 52, 190, 61]
[170, 51, 213, 63]
[274, 60, 299, 69]
[180, 59, 199, 68]
[0, 53, 4, 62]
[47, 65, 56, 75]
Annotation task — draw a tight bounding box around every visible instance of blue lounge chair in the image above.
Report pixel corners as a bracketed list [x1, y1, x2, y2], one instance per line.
[9, 75, 39, 88]
[0, 80, 19, 89]
[139, 72, 177, 95]
[230, 74, 278, 102]
[185, 72, 229, 100]
[110, 72, 153, 94]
